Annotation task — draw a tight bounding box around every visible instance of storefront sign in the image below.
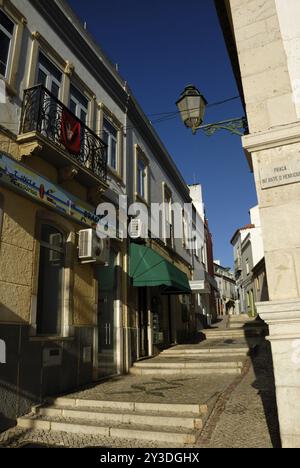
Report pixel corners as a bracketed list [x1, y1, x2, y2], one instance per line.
[0, 152, 99, 227]
[260, 156, 300, 189]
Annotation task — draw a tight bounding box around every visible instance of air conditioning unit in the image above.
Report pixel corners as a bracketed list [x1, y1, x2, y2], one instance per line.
[128, 219, 147, 239]
[78, 229, 110, 265]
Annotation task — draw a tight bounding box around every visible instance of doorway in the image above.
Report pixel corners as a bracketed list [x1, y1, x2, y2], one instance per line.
[138, 287, 149, 358]
[96, 249, 118, 378]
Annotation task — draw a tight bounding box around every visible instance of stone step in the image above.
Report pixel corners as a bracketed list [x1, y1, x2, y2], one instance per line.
[35, 406, 203, 430]
[161, 348, 249, 357]
[158, 352, 247, 358]
[17, 415, 197, 445]
[203, 329, 263, 339]
[49, 398, 207, 415]
[133, 360, 244, 369]
[129, 366, 243, 376]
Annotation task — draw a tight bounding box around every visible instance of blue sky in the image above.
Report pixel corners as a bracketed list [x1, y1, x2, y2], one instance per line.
[68, 0, 257, 268]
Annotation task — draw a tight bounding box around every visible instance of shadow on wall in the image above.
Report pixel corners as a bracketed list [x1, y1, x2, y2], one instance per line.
[0, 298, 95, 434]
[244, 318, 281, 448]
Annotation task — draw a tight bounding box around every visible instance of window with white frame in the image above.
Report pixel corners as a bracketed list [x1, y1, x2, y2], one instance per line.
[0, 10, 14, 78]
[193, 234, 199, 258]
[246, 258, 250, 275]
[69, 84, 89, 124]
[36, 52, 62, 98]
[102, 118, 118, 171]
[182, 212, 188, 248]
[137, 156, 147, 200]
[164, 187, 174, 248]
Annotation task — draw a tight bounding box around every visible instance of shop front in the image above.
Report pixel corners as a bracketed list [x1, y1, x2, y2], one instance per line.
[0, 151, 118, 426]
[129, 242, 192, 360]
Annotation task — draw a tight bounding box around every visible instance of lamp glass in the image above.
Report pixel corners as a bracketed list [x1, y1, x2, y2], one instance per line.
[176, 86, 207, 129]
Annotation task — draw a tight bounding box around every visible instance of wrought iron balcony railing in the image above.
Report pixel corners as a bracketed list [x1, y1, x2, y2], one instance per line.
[19, 85, 107, 182]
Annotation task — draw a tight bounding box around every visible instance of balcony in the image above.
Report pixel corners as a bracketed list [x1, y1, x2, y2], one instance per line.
[17, 85, 108, 198]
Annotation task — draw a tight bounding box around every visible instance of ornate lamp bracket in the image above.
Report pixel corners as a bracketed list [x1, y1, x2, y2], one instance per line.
[192, 117, 248, 136]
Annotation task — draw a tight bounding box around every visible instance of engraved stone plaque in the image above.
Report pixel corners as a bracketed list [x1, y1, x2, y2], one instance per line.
[260, 155, 300, 189]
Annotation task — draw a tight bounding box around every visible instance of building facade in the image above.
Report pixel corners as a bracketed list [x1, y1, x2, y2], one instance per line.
[216, 0, 300, 447]
[252, 258, 269, 305]
[0, 0, 215, 429]
[214, 261, 237, 316]
[231, 206, 266, 316]
[189, 184, 218, 328]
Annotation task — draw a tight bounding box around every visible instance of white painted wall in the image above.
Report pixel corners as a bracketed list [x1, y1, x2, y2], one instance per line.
[275, 0, 300, 119]
[250, 206, 264, 267]
[189, 184, 205, 220]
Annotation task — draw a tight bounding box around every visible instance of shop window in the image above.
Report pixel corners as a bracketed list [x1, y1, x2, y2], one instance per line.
[36, 224, 65, 336]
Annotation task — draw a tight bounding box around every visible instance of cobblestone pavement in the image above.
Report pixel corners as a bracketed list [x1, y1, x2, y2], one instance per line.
[0, 320, 280, 449]
[0, 427, 180, 449]
[197, 341, 281, 448]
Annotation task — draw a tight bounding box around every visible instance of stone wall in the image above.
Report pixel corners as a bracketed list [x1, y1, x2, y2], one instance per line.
[229, 0, 297, 133]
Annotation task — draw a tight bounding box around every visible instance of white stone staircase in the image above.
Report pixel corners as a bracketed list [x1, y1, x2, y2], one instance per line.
[15, 315, 265, 446]
[130, 354, 246, 376]
[17, 398, 208, 445]
[129, 315, 264, 377]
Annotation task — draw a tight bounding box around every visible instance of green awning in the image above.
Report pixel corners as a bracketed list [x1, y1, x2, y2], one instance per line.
[129, 243, 191, 294]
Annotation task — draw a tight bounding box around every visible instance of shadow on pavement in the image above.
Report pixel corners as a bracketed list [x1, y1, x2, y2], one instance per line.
[244, 318, 282, 448]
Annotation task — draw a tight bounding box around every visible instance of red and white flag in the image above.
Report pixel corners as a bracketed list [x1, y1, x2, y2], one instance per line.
[61, 109, 81, 154]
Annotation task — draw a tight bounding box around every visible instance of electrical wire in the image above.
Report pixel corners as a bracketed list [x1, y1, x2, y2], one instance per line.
[0, 95, 241, 133]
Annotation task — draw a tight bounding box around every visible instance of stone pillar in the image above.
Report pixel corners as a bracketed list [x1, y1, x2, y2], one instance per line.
[226, 0, 300, 448]
[243, 122, 300, 448]
[256, 300, 300, 448]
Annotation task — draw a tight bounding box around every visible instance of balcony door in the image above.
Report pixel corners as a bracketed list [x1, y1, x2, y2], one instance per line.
[36, 52, 62, 139]
[37, 52, 62, 98]
[69, 85, 88, 124]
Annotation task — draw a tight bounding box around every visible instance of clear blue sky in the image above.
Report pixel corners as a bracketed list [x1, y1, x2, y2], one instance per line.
[68, 0, 257, 268]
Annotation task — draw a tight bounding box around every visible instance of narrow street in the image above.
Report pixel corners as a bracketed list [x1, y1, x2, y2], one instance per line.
[0, 316, 280, 449]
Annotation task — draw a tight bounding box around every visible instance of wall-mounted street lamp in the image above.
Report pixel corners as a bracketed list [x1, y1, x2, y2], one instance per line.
[176, 85, 247, 136]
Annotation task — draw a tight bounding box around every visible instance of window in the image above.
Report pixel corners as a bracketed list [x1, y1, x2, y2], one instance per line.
[246, 291, 250, 308]
[0, 10, 14, 78]
[36, 224, 65, 336]
[135, 146, 149, 202]
[70, 84, 89, 123]
[36, 52, 62, 98]
[103, 118, 118, 171]
[137, 156, 147, 199]
[164, 187, 174, 248]
[246, 258, 250, 275]
[193, 233, 199, 258]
